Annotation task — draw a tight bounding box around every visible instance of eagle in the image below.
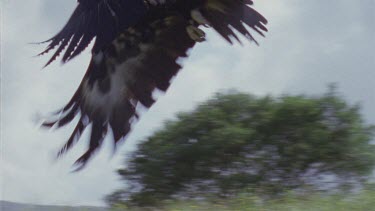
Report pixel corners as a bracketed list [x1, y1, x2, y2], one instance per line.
[40, 0, 267, 170]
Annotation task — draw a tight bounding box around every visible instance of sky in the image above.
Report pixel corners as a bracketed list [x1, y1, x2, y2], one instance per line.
[1, 0, 374, 207]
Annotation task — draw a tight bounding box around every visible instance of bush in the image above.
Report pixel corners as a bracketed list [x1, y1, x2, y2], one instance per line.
[107, 88, 375, 207]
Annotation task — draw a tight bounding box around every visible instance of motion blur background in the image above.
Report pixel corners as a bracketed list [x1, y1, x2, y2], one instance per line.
[1, 0, 374, 207]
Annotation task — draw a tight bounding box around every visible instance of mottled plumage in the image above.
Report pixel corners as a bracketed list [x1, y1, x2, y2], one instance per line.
[41, 0, 267, 170]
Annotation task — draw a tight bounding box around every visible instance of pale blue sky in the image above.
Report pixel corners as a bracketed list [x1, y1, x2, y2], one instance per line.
[1, 0, 374, 206]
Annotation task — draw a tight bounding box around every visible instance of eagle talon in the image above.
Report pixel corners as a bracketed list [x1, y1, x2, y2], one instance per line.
[186, 25, 206, 42]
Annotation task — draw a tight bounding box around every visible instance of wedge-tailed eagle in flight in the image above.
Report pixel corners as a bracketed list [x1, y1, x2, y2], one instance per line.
[40, 0, 267, 170]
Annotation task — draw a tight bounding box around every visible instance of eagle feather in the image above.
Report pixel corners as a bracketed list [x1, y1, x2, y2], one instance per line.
[41, 0, 267, 170]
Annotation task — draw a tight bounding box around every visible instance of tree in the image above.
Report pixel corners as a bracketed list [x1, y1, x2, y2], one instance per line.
[107, 88, 375, 207]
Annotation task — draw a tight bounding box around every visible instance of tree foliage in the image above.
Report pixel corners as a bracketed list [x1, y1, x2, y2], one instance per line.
[107, 88, 375, 207]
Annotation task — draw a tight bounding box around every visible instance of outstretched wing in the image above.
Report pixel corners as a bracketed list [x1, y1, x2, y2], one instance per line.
[43, 15, 197, 170]
[42, 0, 267, 170]
[39, 0, 147, 66]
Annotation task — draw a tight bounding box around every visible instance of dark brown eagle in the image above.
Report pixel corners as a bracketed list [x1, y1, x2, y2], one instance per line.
[40, 0, 267, 170]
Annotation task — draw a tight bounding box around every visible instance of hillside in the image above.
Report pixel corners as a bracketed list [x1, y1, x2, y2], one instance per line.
[0, 201, 108, 211]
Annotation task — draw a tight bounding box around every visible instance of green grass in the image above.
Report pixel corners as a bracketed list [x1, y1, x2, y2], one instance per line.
[112, 189, 375, 211]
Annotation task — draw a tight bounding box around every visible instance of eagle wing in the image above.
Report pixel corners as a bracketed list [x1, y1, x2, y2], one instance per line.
[41, 0, 267, 170]
[39, 0, 147, 66]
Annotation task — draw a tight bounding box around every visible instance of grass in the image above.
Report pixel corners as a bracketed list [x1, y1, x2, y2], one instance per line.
[111, 189, 375, 211]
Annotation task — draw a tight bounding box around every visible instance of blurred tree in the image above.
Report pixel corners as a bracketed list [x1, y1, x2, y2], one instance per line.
[107, 87, 375, 207]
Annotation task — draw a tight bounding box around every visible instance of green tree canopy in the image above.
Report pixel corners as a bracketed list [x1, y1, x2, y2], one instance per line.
[107, 88, 375, 207]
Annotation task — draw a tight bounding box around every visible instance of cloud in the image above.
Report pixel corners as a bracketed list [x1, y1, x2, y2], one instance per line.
[1, 0, 374, 206]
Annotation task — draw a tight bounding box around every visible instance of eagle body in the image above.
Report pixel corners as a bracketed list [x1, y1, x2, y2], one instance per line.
[41, 0, 267, 169]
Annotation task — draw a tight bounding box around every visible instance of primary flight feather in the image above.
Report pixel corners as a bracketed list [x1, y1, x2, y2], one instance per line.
[41, 0, 267, 170]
